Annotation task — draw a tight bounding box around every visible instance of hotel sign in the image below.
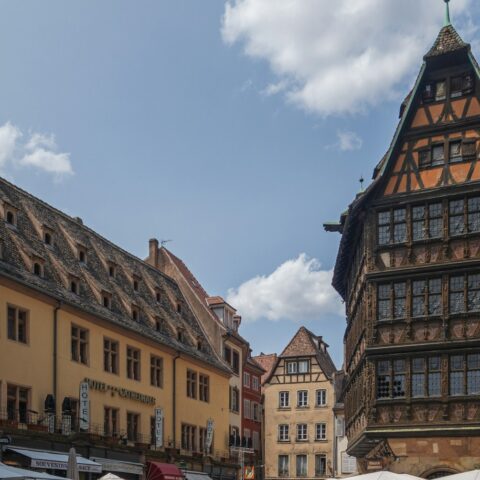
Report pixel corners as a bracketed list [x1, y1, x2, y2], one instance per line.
[83, 378, 156, 405]
[154, 407, 164, 448]
[79, 381, 90, 431]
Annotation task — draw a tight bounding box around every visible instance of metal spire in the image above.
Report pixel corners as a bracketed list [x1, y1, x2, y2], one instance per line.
[444, 0, 451, 27]
[359, 176, 364, 193]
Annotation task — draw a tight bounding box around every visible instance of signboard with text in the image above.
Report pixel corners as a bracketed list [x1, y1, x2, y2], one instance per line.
[79, 381, 89, 431]
[154, 407, 164, 448]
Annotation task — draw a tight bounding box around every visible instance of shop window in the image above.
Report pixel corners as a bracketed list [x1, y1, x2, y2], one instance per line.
[71, 325, 89, 365]
[150, 355, 163, 388]
[126, 346, 141, 381]
[7, 306, 28, 343]
[315, 455, 327, 477]
[278, 455, 289, 477]
[296, 455, 308, 477]
[104, 338, 119, 374]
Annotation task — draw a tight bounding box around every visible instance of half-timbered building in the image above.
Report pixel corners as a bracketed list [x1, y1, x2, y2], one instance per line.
[325, 3, 480, 476]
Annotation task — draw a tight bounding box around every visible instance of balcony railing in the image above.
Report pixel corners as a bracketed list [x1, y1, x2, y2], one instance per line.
[0, 409, 237, 463]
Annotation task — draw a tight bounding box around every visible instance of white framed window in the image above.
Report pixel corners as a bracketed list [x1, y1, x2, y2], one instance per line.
[278, 424, 289, 442]
[253, 431, 260, 451]
[336, 417, 345, 437]
[244, 399, 251, 419]
[298, 360, 309, 373]
[252, 402, 260, 421]
[286, 361, 297, 374]
[278, 455, 289, 477]
[315, 423, 326, 441]
[297, 390, 308, 408]
[243, 372, 251, 387]
[252, 376, 259, 391]
[296, 455, 308, 477]
[296, 423, 308, 441]
[316, 389, 327, 407]
[279, 391, 290, 408]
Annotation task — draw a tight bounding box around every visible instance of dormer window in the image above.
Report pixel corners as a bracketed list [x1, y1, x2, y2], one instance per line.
[155, 289, 161, 303]
[197, 340, 203, 351]
[44, 232, 52, 246]
[451, 73, 474, 98]
[77, 245, 87, 264]
[107, 262, 117, 278]
[155, 318, 162, 332]
[176, 303, 182, 314]
[132, 305, 139, 321]
[70, 278, 79, 295]
[102, 292, 112, 310]
[33, 262, 44, 277]
[132, 275, 140, 292]
[177, 329, 185, 343]
[5, 208, 17, 227]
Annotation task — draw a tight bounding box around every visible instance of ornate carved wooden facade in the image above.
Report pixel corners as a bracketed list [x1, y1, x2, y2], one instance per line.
[326, 12, 480, 477]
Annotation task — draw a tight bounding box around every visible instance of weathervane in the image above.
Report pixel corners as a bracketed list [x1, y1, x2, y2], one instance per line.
[359, 176, 364, 192]
[444, 0, 451, 27]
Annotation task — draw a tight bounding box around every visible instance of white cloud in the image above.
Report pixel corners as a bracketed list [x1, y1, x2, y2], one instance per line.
[222, 0, 473, 116]
[226, 253, 343, 323]
[0, 122, 73, 179]
[336, 130, 363, 151]
[0, 122, 22, 169]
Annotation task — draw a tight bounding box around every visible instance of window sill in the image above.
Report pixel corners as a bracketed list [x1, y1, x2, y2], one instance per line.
[296, 406, 310, 410]
[314, 439, 328, 443]
[315, 405, 328, 409]
[277, 440, 291, 443]
[278, 407, 291, 411]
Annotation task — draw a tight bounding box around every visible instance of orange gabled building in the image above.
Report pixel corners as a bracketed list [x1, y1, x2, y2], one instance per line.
[326, 3, 480, 477]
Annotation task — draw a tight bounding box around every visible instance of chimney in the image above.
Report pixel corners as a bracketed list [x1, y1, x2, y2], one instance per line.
[148, 238, 159, 266]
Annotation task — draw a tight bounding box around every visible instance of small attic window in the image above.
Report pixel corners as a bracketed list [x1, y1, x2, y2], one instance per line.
[155, 289, 161, 303]
[155, 318, 162, 332]
[108, 264, 116, 278]
[197, 340, 202, 351]
[132, 276, 140, 292]
[176, 303, 182, 314]
[33, 262, 44, 277]
[177, 329, 185, 343]
[102, 292, 112, 310]
[44, 232, 52, 246]
[5, 209, 16, 226]
[132, 305, 139, 321]
[70, 279, 79, 295]
[452, 72, 475, 98]
[78, 246, 87, 264]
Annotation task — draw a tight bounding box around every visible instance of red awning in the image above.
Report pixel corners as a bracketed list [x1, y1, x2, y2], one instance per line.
[147, 462, 184, 480]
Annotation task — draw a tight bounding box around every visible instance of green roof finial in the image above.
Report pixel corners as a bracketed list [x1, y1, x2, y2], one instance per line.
[444, 0, 451, 26]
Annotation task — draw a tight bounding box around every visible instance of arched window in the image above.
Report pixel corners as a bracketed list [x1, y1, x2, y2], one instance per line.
[33, 262, 42, 277]
[6, 210, 15, 225]
[44, 232, 52, 245]
[71, 280, 79, 294]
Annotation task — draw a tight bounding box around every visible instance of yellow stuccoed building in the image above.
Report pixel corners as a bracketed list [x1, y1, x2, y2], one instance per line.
[0, 176, 236, 480]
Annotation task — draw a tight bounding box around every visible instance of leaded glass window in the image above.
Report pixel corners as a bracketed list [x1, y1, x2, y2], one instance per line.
[412, 358, 425, 397]
[412, 203, 443, 241]
[393, 359, 406, 398]
[449, 141, 462, 163]
[377, 209, 406, 245]
[428, 357, 441, 397]
[412, 278, 441, 317]
[450, 276, 465, 313]
[377, 360, 390, 398]
[450, 199, 465, 235]
[468, 274, 480, 311]
[394, 283, 406, 319]
[467, 354, 480, 394]
[468, 197, 480, 233]
[432, 144, 445, 166]
[377, 284, 391, 321]
[429, 203, 443, 238]
[378, 211, 390, 246]
[393, 208, 407, 243]
[450, 355, 465, 396]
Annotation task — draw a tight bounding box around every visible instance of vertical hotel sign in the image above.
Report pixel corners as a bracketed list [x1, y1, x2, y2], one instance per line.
[206, 418, 214, 451]
[79, 381, 89, 431]
[154, 407, 164, 448]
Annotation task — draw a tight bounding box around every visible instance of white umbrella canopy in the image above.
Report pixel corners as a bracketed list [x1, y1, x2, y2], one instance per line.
[438, 472, 480, 480]
[343, 472, 422, 480]
[66, 448, 79, 480]
[99, 474, 126, 480]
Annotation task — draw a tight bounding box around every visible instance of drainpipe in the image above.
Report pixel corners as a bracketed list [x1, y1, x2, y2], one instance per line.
[172, 352, 180, 446]
[53, 301, 62, 416]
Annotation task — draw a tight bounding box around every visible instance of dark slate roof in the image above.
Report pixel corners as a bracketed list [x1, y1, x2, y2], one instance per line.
[333, 370, 346, 406]
[425, 24, 469, 59]
[0, 176, 229, 373]
[278, 326, 337, 380]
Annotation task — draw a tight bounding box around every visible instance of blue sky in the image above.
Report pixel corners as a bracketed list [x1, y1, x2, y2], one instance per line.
[1, 1, 479, 367]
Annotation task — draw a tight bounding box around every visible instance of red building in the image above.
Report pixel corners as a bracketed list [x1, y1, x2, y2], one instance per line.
[242, 355, 265, 469]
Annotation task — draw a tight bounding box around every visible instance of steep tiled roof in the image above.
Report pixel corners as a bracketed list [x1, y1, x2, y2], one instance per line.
[0, 176, 228, 373]
[253, 353, 277, 385]
[279, 327, 337, 379]
[425, 24, 469, 58]
[246, 355, 266, 374]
